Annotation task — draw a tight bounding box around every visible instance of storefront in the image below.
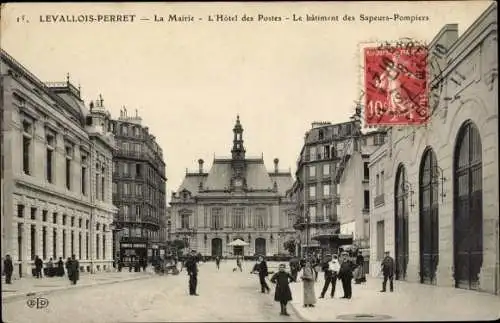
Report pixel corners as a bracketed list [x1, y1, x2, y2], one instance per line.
[120, 237, 147, 267]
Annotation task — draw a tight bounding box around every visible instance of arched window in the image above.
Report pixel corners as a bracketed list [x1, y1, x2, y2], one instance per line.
[394, 164, 409, 281]
[419, 148, 439, 285]
[453, 121, 483, 290]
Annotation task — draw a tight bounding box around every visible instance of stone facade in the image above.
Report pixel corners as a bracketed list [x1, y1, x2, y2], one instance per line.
[1, 50, 117, 277]
[369, 4, 498, 295]
[170, 116, 296, 258]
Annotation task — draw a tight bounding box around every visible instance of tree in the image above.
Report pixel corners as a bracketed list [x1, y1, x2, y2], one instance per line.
[171, 239, 187, 251]
[283, 239, 296, 255]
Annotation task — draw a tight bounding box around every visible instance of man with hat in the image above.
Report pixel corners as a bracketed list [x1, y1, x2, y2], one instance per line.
[185, 249, 200, 296]
[338, 251, 354, 299]
[380, 251, 395, 292]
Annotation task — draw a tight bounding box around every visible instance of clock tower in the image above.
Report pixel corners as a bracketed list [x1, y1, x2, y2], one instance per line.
[231, 115, 246, 190]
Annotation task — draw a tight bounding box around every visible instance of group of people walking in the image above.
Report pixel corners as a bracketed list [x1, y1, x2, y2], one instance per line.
[2, 254, 80, 285]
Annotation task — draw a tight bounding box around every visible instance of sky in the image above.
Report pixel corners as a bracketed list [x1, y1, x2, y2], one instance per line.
[1, 1, 493, 203]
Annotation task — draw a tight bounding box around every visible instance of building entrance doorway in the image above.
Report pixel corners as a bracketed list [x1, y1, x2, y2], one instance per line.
[211, 238, 222, 257]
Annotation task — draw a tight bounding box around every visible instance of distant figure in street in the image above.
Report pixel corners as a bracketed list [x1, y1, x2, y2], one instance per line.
[380, 251, 395, 292]
[301, 259, 316, 307]
[34, 256, 43, 278]
[256, 256, 270, 293]
[338, 252, 354, 299]
[3, 254, 13, 284]
[289, 258, 300, 282]
[236, 256, 242, 272]
[141, 257, 147, 272]
[46, 258, 54, 277]
[270, 263, 293, 316]
[185, 250, 199, 296]
[65, 257, 72, 281]
[320, 254, 340, 298]
[354, 251, 366, 284]
[68, 255, 80, 285]
[57, 257, 64, 277]
[215, 256, 221, 270]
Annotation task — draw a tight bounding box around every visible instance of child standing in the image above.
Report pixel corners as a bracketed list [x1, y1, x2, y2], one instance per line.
[270, 263, 293, 316]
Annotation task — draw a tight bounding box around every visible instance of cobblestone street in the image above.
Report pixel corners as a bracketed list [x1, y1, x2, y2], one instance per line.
[2, 261, 299, 323]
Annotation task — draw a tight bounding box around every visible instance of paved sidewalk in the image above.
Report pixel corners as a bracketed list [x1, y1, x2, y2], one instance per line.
[2, 269, 156, 302]
[288, 275, 500, 321]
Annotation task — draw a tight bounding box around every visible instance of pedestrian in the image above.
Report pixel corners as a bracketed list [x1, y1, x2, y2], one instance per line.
[301, 258, 316, 307]
[215, 255, 221, 270]
[338, 252, 354, 299]
[34, 256, 43, 278]
[57, 257, 64, 277]
[141, 257, 147, 272]
[313, 254, 321, 282]
[319, 254, 340, 298]
[354, 251, 366, 284]
[185, 250, 199, 296]
[3, 254, 13, 284]
[65, 257, 72, 282]
[236, 256, 242, 272]
[256, 256, 270, 293]
[270, 263, 293, 316]
[380, 251, 395, 292]
[69, 254, 79, 285]
[289, 258, 299, 282]
[46, 257, 54, 277]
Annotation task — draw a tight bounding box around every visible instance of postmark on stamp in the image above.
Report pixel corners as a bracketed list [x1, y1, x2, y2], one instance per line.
[362, 41, 429, 126]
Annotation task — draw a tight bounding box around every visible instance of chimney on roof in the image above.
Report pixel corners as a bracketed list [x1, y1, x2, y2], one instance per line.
[274, 158, 279, 173]
[198, 159, 204, 174]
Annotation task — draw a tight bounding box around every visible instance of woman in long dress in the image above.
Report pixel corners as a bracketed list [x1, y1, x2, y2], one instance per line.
[301, 259, 316, 307]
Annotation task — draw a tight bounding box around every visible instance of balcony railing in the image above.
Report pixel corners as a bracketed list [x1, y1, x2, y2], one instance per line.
[374, 194, 385, 207]
[115, 150, 144, 159]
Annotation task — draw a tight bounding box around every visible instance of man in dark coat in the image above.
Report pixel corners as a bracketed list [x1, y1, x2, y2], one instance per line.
[256, 256, 270, 293]
[34, 256, 43, 278]
[338, 252, 354, 299]
[65, 257, 72, 281]
[57, 257, 64, 276]
[3, 254, 14, 284]
[69, 255, 79, 285]
[380, 251, 395, 292]
[185, 250, 199, 296]
[289, 258, 299, 282]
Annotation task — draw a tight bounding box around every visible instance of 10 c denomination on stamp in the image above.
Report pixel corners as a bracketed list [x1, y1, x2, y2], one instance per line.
[363, 44, 429, 126]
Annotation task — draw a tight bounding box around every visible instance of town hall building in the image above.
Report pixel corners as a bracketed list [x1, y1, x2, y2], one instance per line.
[169, 116, 296, 258]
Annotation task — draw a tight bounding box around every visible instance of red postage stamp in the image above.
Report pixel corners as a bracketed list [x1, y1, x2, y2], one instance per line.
[363, 45, 429, 126]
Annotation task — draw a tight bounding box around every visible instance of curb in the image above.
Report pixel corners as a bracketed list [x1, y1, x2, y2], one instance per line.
[288, 302, 310, 322]
[2, 274, 156, 303]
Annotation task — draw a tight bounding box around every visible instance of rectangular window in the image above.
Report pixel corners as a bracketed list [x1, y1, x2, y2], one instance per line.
[364, 190, 370, 210]
[323, 164, 330, 176]
[181, 214, 190, 229]
[71, 216, 75, 227]
[135, 205, 141, 219]
[96, 235, 99, 259]
[42, 210, 48, 222]
[30, 207, 36, 220]
[376, 174, 380, 195]
[79, 233, 82, 259]
[310, 146, 317, 161]
[309, 165, 316, 177]
[232, 208, 245, 229]
[136, 184, 142, 196]
[308, 206, 316, 221]
[123, 205, 129, 221]
[211, 208, 223, 229]
[23, 136, 31, 175]
[112, 182, 117, 194]
[380, 171, 385, 194]
[323, 183, 330, 196]
[18, 204, 25, 218]
[78, 218, 82, 228]
[309, 185, 316, 198]
[255, 208, 266, 229]
[376, 221, 385, 260]
[53, 229, 57, 258]
[71, 231, 74, 256]
[364, 162, 370, 180]
[65, 159, 71, 190]
[63, 214, 67, 226]
[46, 148, 53, 183]
[86, 219, 89, 230]
[123, 183, 129, 195]
[101, 167, 105, 200]
[53, 212, 58, 224]
[86, 233, 89, 259]
[324, 146, 330, 159]
[136, 164, 142, 177]
[123, 163, 129, 175]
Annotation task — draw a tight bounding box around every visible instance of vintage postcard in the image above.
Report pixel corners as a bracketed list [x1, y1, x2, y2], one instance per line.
[1, 1, 498, 322]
